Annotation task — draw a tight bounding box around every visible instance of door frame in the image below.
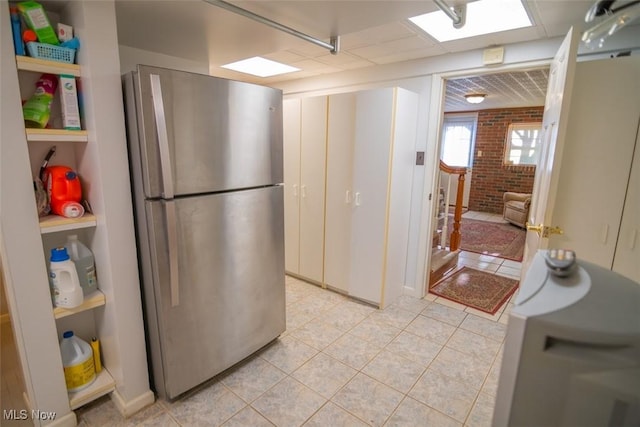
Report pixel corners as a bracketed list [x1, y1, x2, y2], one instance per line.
[415, 59, 552, 299]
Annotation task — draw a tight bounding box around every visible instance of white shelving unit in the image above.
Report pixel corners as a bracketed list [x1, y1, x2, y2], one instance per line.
[18, 53, 118, 413]
[39, 214, 97, 234]
[16, 54, 81, 76]
[25, 128, 88, 143]
[53, 290, 106, 320]
[68, 369, 116, 410]
[1, 1, 153, 423]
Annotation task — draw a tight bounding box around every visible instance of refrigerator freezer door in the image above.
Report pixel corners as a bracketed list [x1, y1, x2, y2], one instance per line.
[131, 65, 283, 198]
[144, 186, 285, 399]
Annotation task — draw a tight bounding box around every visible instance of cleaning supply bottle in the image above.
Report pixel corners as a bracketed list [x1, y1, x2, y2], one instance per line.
[49, 247, 83, 308]
[23, 73, 58, 128]
[43, 165, 83, 217]
[59, 331, 96, 392]
[10, 7, 25, 56]
[65, 235, 98, 295]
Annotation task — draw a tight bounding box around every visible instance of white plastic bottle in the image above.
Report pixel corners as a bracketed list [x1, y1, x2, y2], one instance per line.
[49, 247, 83, 308]
[65, 235, 98, 295]
[59, 331, 96, 392]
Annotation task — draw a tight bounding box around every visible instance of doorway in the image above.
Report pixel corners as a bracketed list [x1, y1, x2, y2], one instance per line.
[421, 64, 551, 303]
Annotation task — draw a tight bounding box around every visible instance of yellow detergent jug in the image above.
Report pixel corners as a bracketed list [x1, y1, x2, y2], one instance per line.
[60, 331, 95, 392]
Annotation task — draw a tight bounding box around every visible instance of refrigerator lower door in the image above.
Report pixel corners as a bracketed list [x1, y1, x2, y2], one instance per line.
[144, 186, 285, 399]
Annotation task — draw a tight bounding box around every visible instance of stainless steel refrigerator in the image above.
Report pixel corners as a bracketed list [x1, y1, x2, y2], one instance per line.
[123, 65, 285, 399]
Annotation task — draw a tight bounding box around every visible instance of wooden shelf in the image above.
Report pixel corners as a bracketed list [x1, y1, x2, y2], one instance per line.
[53, 291, 105, 320]
[68, 369, 115, 410]
[16, 55, 80, 77]
[26, 128, 88, 143]
[39, 214, 96, 234]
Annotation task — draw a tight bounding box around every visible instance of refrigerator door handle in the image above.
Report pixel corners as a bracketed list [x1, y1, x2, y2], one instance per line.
[150, 74, 175, 199]
[164, 200, 180, 307]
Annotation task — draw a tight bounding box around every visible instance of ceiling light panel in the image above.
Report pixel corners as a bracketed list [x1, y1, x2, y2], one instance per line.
[409, 0, 533, 42]
[221, 57, 300, 77]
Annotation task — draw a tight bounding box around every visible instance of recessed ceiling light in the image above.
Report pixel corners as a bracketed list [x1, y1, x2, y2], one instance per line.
[409, 0, 532, 42]
[221, 57, 300, 78]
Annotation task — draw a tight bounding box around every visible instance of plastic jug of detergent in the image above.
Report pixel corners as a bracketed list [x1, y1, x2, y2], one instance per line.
[65, 235, 98, 296]
[43, 166, 83, 217]
[60, 331, 96, 392]
[49, 247, 83, 308]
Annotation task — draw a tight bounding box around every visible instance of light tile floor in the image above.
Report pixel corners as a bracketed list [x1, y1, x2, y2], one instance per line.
[76, 265, 518, 427]
[76, 209, 521, 426]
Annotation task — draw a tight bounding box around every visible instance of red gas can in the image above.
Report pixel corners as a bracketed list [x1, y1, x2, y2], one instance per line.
[43, 166, 83, 217]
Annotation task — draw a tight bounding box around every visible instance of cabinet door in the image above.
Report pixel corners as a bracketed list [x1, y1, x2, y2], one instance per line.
[324, 93, 356, 292]
[384, 88, 419, 306]
[613, 125, 639, 282]
[299, 97, 327, 282]
[349, 88, 395, 304]
[549, 58, 640, 269]
[283, 99, 301, 274]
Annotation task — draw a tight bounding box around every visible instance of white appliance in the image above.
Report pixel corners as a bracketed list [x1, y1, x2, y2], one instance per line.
[493, 250, 640, 426]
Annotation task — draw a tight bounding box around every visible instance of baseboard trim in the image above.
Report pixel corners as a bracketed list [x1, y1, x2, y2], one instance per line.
[403, 285, 421, 299]
[45, 411, 76, 427]
[111, 390, 155, 418]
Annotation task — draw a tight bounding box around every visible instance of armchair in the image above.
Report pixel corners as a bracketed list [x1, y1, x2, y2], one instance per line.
[503, 192, 531, 228]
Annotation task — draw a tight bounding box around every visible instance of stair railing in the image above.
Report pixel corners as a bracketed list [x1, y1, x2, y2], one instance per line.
[439, 160, 467, 251]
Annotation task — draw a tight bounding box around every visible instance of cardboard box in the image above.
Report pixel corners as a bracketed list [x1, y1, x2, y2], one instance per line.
[57, 23, 73, 42]
[59, 74, 81, 130]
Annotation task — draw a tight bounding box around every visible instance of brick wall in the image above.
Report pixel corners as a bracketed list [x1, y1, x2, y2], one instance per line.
[468, 107, 544, 214]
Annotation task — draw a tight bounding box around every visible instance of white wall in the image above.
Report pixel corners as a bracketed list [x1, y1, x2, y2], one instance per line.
[116, 26, 640, 296]
[119, 45, 209, 75]
[276, 36, 568, 296]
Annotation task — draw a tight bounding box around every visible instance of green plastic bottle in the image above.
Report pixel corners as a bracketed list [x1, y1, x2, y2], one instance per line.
[23, 73, 58, 128]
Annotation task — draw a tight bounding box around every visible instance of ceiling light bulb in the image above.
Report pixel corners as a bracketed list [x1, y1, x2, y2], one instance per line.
[465, 94, 486, 104]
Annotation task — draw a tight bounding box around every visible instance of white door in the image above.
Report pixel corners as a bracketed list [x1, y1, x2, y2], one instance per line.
[283, 99, 301, 274]
[299, 96, 328, 282]
[521, 28, 580, 278]
[612, 123, 640, 282]
[324, 93, 356, 292]
[350, 88, 395, 304]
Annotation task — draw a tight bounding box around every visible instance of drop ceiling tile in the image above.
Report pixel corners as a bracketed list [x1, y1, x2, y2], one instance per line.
[340, 21, 418, 49]
[290, 59, 343, 73]
[288, 40, 336, 58]
[263, 50, 307, 64]
[315, 52, 376, 69]
[349, 36, 432, 59]
[371, 45, 448, 64]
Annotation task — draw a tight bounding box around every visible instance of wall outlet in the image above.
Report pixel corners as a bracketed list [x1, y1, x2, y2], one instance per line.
[416, 151, 425, 165]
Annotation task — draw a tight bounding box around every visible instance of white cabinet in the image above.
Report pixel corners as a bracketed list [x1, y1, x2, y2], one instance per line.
[283, 99, 301, 274]
[612, 124, 639, 282]
[324, 93, 357, 293]
[348, 88, 418, 307]
[322, 88, 418, 306]
[285, 88, 419, 306]
[549, 56, 640, 283]
[283, 97, 327, 283]
[1, 1, 152, 422]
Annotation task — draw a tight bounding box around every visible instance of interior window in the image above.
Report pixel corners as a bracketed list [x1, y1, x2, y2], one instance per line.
[504, 122, 542, 165]
[440, 113, 478, 168]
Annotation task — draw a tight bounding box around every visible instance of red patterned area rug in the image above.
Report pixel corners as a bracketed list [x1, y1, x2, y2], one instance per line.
[459, 218, 526, 261]
[431, 267, 519, 314]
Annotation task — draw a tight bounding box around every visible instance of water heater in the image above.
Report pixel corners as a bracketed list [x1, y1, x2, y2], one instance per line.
[493, 250, 640, 426]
